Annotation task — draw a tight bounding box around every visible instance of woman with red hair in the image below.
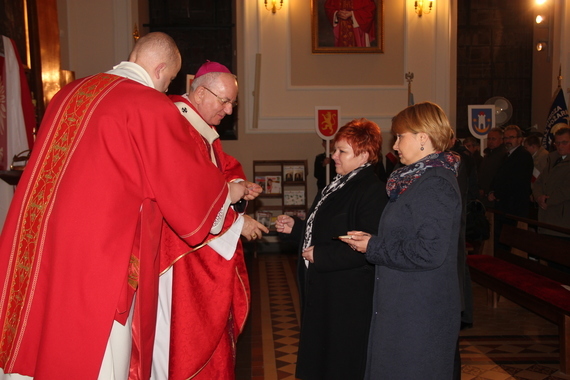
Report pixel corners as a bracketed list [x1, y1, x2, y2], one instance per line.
[276, 118, 387, 379]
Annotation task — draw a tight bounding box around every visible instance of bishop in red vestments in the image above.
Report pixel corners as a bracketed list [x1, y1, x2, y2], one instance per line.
[151, 62, 267, 380]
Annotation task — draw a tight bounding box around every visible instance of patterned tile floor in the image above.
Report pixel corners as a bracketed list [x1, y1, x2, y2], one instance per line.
[236, 250, 570, 380]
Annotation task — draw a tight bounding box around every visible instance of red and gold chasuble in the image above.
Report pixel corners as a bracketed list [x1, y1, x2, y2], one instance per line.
[0, 74, 123, 370]
[0, 74, 229, 379]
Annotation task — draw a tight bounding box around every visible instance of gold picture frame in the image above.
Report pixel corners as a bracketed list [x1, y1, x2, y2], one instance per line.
[311, 0, 384, 54]
[186, 74, 195, 94]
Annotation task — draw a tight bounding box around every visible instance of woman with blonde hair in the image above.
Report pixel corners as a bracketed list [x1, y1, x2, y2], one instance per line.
[346, 102, 462, 379]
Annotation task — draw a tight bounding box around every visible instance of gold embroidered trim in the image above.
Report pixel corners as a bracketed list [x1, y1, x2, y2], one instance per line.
[0, 74, 122, 368]
[128, 254, 140, 290]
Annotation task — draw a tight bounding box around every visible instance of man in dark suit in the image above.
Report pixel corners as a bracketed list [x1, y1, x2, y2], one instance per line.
[478, 128, 507, 208]
[314, 139, 336, 191]
[533, 127, 570, 236]
[488, 125, 534, 248]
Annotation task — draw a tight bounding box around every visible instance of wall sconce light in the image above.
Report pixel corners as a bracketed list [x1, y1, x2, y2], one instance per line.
[534, 0, 551, 61]
[264, 0, 284, 14]
[133, 23, 140, 42]
[414, 0, 433, 17]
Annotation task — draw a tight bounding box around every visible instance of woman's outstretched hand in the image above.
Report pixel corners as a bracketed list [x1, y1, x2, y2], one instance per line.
[275, 215, 294, 234]
[339, 231, 372, 253]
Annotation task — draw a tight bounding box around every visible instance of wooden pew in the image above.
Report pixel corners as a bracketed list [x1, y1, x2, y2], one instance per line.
[467, 211, 570, 374]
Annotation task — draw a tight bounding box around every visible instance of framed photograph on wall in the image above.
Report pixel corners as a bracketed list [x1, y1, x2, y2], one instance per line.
[265, 176, 282, 194]
[311, 0, 384, 54]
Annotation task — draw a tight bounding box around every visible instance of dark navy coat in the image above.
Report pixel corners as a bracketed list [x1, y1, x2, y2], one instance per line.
[365, 166, 462, 380]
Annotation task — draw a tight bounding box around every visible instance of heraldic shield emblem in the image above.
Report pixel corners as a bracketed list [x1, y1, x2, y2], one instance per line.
[467, 104, 495, 139]
[315, 107, 340, 140]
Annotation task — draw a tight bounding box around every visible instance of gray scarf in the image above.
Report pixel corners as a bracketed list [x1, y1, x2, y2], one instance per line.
[302, 163, 370, 257]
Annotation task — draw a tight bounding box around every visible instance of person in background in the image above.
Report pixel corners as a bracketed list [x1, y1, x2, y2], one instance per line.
[384, 135, 400, 174]
[346, 102, 462, 380]
[488, 125, 534, 248]
[449, 135, 477, 378]
[533, 127, 570, 237]
[524, 133, 549, 184]
[463, 136, 483, 171]
[524, 133, 549, 219]
[314, 139, 337, 191]
[276, 118, 387, 380]
[0, 32, 251, 379]
[374, 149, 389, 182]
[450, 134, 477, 299]
[154, 61, 268, 380]
[478, 127, 507, 208]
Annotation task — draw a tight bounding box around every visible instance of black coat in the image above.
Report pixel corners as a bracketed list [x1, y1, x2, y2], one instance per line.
[365, 166, 462, 380]
[291, 165, 387, 380]
[490, 145, 534, 217]
[478, 145, 507, 207]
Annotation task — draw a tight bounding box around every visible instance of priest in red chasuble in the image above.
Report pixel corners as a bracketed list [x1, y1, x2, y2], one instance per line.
[0, 33, 253, 380]
[150, 61, 268, 380]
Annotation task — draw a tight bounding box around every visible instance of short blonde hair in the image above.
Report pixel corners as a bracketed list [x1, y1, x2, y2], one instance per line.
[391, 102, 454, 152]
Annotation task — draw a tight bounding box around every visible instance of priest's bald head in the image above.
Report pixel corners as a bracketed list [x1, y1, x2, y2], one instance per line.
[186, 61, 238, 126]
[128, 32, 182, 93]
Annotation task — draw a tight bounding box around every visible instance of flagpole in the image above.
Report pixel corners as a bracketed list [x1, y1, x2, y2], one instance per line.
[405, 72, 414, 106]
[325, 140, 330, 186]
[542, 67, 569, 150]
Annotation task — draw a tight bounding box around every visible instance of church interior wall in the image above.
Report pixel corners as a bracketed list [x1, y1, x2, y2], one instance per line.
[13, 0, 570, 204]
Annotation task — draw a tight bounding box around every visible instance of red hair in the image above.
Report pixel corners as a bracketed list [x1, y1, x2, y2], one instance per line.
[333, 118, 382, 164]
